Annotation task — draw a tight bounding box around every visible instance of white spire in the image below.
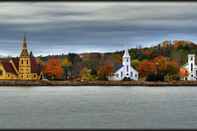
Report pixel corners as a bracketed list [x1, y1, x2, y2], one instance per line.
[123, 49, 130, 57]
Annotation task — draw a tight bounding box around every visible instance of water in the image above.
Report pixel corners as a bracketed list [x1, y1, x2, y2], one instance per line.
[0, 86, 197, 129]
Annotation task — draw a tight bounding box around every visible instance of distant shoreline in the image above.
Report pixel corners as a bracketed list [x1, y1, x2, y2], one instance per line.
[0, 80, 196, 86]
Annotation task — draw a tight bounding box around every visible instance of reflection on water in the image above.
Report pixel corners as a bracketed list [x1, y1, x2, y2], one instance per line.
[0, 86, 196, 129]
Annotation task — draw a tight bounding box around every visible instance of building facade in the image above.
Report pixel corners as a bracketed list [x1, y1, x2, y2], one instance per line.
[0, 36, 43, 80]
[108, 49, 138, 80]
[183, 54, 197, 80]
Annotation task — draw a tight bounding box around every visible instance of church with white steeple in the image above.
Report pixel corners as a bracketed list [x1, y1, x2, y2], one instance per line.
[108, 49, 138, 81]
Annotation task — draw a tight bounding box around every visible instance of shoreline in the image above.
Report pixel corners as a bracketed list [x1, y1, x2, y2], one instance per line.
[0, 80, 196, 86]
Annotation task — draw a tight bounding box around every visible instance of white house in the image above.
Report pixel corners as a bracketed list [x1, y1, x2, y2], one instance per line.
[183, 54, 197, 80]
[108, 49, 138, 80]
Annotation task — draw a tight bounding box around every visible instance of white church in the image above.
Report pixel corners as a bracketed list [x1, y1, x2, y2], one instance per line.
[108, 49, 139, 81]
[183, 54, 197, 80]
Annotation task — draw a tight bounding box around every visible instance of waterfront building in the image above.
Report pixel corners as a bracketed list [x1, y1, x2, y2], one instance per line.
[183, 54, 197, 80]
[108, 49, 138, 80]
[0, 36, 43, 80]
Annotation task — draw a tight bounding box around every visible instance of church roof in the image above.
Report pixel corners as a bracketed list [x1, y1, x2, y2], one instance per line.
[30, 57, 42, 74]
[0, 57, 42, 75]
[113, 64, 123, 72]
[1, 60, 17, 75]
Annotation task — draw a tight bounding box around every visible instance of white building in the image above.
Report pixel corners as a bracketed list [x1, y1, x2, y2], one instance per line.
[108, 49, 138, 80]
[183, 54, 197, 80]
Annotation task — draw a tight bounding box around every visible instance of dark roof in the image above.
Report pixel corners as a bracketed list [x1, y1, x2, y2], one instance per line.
[11, 57, 19, 70]
[1, 57, 42, 75]
[30, 57, 42, 74]
[1, 60, 17, 75]
[113, 64, 123, 72]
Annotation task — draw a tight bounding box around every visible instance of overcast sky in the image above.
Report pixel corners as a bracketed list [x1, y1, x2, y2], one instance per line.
[0, 2, 197, 56]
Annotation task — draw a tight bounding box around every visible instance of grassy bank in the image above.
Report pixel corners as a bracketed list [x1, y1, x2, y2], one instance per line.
[0, 80, 196, 86]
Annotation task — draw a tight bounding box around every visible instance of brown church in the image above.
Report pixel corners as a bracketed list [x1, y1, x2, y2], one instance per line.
[0, 36, 43, 80]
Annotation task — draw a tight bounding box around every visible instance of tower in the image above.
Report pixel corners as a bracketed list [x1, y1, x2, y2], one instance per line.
[19, 35, 31, 80]
[122, 49, 131, 77]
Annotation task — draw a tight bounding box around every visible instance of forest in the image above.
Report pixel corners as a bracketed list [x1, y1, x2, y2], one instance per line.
[35, 40, 196, 81]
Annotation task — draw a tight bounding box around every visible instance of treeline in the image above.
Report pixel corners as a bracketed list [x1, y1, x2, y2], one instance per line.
[36, 40, 197, 81]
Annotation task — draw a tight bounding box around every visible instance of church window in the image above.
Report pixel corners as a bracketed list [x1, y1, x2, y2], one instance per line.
[191, 63, 193, 71]
[135, 74, 137, 78]
[21, 60, 23, 64]
[130, 72, 133, 77]
[127, 65, 129, 72]
[27, 60, 28, 64]
[121, 72, 123, 77]
[127, 58, 128, 62]
[34, 74, 36, 78]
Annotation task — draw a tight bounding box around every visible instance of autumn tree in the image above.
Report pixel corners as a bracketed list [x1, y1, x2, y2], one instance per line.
[138, 60, 157, 78]
[43, 57, 64, 80]
[61, 57, 72, 79]
[179, 67, 189, 79]
[80, 67, 95, 81]
[97, 63, 113, 80]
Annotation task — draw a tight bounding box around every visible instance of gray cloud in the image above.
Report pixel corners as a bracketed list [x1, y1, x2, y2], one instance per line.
[0, 2, 197, 56]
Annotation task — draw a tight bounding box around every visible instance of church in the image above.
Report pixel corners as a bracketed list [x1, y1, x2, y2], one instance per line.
[182, 54, 197, 80]
[108, 49, 139, 81]
[0, 36, 43, 80]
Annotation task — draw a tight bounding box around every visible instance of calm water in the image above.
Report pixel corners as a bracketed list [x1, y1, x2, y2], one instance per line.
[0, 86, 197, 129]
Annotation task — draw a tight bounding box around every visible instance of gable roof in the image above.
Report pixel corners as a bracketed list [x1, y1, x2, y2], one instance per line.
[1, 60, 17, 75]
[113, 64, 123, 72]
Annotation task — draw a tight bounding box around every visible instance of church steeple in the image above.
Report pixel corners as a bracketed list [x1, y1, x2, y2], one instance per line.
[20, 35, 29, 57]
[22, 35, 27, 49]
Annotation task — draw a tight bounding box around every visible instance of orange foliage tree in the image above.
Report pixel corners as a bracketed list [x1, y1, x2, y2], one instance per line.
[97, 63, 113, 80]
[179, 67, 189, 78]
[43, 57, 64, 80]
[138, 60, 157, 77]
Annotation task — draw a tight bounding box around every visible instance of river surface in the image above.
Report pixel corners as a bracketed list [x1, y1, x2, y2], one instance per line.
[0, 86, 197, 129]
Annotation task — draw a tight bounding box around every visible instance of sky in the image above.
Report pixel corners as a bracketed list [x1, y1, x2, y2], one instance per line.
[1, 2, 197, 56]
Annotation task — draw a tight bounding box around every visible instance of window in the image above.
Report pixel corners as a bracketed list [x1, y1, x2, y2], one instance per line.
[21, 60, 23, 64]
[121, 72, 123, 77]
[191, 57, 193, 61]
[127, 65, 129, 72]
[191, 63, 193, 71]
[116, 74, 119, 77]
[27, 60, 28, 64]
[135, 74, 137, 78]
[130, 72, 133, 77]
[0, 70, 3, 75]
[34, 74, 36, 78]
[127, 58, 128, 62]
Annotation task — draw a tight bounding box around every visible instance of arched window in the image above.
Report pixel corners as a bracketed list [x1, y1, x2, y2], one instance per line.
[191, 63, 193, 71]
[27, 60, 28, 64]
[130, 72, 133, 77]
[121, 72, 123, 77]
[21, 60, 23, 64]
[127, 65, 129, 72]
